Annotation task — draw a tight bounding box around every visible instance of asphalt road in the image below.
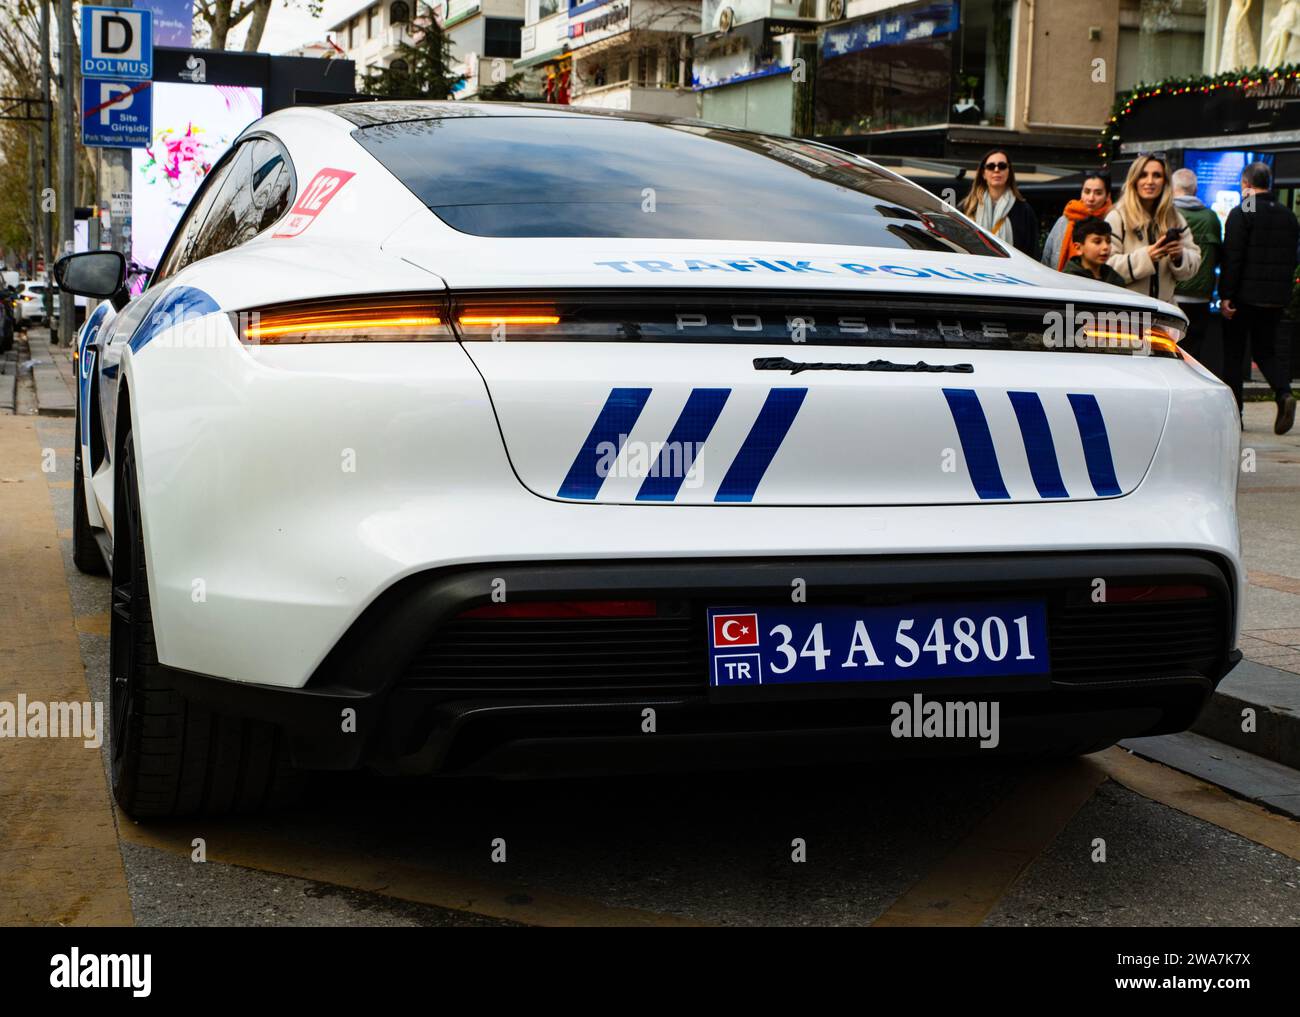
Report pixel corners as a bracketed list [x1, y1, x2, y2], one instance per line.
[2, 375, 1298, 927]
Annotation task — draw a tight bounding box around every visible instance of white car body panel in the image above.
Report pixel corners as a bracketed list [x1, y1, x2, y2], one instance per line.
[69, 102, 1243, 697]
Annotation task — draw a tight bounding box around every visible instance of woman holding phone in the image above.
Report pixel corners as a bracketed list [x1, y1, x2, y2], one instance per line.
[1104, 154, 1202, 302]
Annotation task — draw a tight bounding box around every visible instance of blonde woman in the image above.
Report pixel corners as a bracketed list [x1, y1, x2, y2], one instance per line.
[1104, 155, 1201, 303]
[959, 149, 1039, 257]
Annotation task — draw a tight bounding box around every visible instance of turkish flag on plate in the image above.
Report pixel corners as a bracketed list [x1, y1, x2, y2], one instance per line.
[712, 613, 759, 648]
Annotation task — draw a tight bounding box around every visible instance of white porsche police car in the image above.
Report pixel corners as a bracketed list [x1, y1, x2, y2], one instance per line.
[56, 102, 1242, 818]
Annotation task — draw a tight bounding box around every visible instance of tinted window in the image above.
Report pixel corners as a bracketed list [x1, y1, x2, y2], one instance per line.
[190, 144, 252, 263]
[352, 115, 1003, 254]
[184, 138, 294, 265]
[153, 157, 236, 280]
[247, 138, 293, 236]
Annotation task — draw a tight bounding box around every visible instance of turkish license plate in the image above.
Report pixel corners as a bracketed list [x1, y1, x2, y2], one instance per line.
[706, 601, 1049, 687]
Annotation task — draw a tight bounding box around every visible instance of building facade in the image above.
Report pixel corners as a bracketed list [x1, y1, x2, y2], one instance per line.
[517, 0, 575, 101]
[440, 0, 530, 98]
[806, 1, 1287, 167]
[327, 0, 429, 87]
[562, 0, 702, 115]
[691, 0, 824, 134]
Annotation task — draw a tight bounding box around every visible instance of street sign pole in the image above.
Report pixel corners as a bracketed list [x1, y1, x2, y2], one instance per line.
[58, 0, 76, 347]
[40, 0, 54, 326]
[28, 131, 39, 276]
[99, 0, 135, 263]
[80, 2, 155, 276]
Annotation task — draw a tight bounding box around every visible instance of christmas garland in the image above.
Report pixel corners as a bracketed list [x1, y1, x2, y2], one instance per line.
[1099, 63, 1300, 163]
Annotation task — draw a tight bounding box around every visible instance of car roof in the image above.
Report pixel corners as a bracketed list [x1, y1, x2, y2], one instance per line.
[319, 99, 729, 132]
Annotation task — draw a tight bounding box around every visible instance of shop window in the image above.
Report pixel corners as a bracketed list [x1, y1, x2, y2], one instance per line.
[1116, 0, 1208, 91]
[952, 0, 1012, 127]
[815, 0, 1009, 135]
[815, 35, 951, 134]
[484, 17, 524, 58]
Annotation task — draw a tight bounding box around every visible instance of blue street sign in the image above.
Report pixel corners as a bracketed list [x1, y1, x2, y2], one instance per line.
[136, 0, 193, 48]
[81, 6, 153, 81]
[82, 78, 153, 148]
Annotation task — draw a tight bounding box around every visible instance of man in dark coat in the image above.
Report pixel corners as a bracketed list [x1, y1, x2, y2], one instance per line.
[1220, 161, 1298, 434]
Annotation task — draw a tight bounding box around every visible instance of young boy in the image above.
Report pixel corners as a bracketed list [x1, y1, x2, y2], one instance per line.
[1061, 217, 1126, 286]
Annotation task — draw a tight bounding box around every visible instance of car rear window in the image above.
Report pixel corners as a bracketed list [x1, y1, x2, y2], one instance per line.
[351, 115, 1005, 256]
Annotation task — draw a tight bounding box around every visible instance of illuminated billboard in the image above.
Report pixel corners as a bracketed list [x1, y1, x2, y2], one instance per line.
[130, 82, 262, 276]
[1183, 148, 1276, 231]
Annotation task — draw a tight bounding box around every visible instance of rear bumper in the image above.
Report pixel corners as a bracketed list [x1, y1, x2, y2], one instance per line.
[160, 550, 1240, 775]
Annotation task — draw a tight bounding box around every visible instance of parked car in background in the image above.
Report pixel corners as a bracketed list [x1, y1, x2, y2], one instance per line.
[16, 280, 55, 325]
[1, 283, 15, 354]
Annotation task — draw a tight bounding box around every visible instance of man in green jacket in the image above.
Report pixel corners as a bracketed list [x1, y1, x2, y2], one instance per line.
[1172, 168, 1222, 366]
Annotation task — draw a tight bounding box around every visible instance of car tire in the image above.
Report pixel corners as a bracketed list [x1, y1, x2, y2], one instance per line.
[109, 428, 304, 818]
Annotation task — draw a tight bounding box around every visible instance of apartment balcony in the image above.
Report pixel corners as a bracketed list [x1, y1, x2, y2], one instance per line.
[570, 81, 697, 117]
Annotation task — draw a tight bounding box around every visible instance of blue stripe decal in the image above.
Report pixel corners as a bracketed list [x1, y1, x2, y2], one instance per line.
[558, 387, 653, 499]
[943, 388, 1009, 500]
[1007, 391, 1069, 499]
[1068, 393, 1121, 496]
[714, 388, 807, 502]
[637, 388, 731, 502]
[78, 304, 109, 450]
[128, 285, 220, 352]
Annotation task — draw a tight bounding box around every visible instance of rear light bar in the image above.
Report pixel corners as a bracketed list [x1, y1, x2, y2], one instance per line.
[457, 313, 560, 327]
[457, 600, 659, 619]
[451, 291, 1187, 357]
[236, 295, 452, 344]
[234, 290, 1187, 359]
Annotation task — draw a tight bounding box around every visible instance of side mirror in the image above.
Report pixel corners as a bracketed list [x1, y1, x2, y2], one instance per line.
[54, 251, 129, 310]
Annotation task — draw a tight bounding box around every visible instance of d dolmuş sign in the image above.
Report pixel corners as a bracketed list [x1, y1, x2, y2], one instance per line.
[81, 5, 154, 80]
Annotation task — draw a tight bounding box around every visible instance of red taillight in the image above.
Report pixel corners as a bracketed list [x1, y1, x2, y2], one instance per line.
[1103, 585, 1209, 603]
[457, 600, 658, 619]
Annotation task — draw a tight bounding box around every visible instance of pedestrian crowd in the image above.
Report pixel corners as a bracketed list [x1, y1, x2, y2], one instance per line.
[962, 149, 1297, 435]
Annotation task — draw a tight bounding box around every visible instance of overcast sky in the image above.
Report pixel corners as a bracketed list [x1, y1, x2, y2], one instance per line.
[227, 0, 364, 54]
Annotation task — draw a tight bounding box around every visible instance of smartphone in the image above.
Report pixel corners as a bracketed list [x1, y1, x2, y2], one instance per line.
[1162, 225, 1187, 245]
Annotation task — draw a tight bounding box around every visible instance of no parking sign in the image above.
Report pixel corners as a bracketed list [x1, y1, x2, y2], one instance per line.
[82, 79, 152, 148]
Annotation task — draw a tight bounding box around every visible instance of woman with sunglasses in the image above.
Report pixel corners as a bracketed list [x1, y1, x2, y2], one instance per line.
[1103, 154, 1202, 302]
[959, 150, 1040, 257]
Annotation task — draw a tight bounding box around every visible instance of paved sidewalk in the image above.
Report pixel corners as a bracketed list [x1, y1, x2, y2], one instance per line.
[0, 413, 134, 924]
[23, 327, 75, 417]
[1195, 399, 1300, 769]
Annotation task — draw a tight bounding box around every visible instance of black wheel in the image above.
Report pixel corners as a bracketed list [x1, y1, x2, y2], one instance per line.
[109, 429, 304, 818]
[72, 410, 108, 574]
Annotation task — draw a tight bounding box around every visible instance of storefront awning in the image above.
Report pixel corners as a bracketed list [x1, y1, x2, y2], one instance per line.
[516, 45, 569, 69]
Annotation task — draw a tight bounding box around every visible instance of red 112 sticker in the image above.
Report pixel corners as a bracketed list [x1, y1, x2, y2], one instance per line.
[273, 168, 356, 238]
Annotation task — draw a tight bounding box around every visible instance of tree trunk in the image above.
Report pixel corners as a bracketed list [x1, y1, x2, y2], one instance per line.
[243, 0, 273, 52]
[210, 1, 232, 50]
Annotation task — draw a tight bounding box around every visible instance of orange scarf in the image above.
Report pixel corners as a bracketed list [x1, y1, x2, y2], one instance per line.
[1056, 198, 1113, 271]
